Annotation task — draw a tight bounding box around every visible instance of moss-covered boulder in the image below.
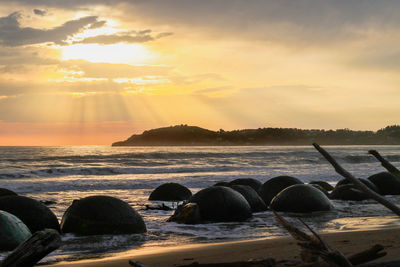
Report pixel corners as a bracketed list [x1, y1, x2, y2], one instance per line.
[330, 184, 369, 201]
[270, 184, 334, 213]
[258, 176, 303, 205]
[189, 186, 252, 222]
[229, 178, 262, 191]
[61, 195, 146, 235]
[149, 183, 192, 201]
[230, 185, 267, 212]
[309, 181, 334, 191]
[0, 210, 31, 251]
[0, 188, 18, 198]
[336, 178, 381, 194]
[368, 172, 400, 195]
[0, 196, 60, 233]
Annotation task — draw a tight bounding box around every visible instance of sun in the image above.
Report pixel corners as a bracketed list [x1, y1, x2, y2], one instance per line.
[60, 43, 157, 65]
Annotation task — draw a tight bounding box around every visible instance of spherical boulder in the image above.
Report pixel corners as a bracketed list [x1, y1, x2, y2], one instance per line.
[270, 184, 334, 213]
[213, 182, 230, 187]
[0, 195, 60, 233]
[258, 176, 303, 205]
[309, 181, 334, 191]
[189, 186, 252, 222]
[368, 172, 400, 195]
[229, 178, 262, 191]
[61, 195, 146, 235]
[149, 183, 192, 201]
[0, 188, 18, 198]
[336, 178, 381, 194]
[230, 185, 267, 212]
[330, 184, 369, 201]
[310, 184, 329, 197]
[0, 210, 31, 251]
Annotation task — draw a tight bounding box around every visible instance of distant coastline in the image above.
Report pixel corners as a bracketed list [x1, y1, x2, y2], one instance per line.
[112, 125, 400, 146]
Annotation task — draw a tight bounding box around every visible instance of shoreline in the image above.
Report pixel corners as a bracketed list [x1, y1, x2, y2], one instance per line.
[51, 227, 400, 267]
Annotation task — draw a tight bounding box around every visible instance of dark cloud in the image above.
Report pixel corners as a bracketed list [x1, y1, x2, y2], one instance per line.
[33, 9, 47, 16]
[3, 1, 400, 44]
[0, 12, 102, 46]
[74, 30, 172, 45]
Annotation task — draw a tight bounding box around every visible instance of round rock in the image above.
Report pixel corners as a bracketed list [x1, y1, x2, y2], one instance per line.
[0, 195, 60, 233]
[0, 188, 18, 198]
[229, 178, 262, 191]
[258, 176, 303, 205]
[270, 184, 334, 213]
[368, 172, 400, 195]
[230, 185, 267, 212]
[0, 210, 31, 251]
[336, 178, 381, 194]
[149, 183, 192, 201]
[213, 182, 230, 187]
[330, 184, 369, 201]
[189, 186, 252, 222]
[61, 195, 146, 235]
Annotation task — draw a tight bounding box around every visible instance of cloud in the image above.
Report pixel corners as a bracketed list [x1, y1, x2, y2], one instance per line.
[0, 12, 102, 46]
[33, 9, 47, 16]
[73, 30, 172, 45]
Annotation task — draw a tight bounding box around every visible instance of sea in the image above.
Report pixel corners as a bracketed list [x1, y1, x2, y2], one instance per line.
[0, 145, 400, 263]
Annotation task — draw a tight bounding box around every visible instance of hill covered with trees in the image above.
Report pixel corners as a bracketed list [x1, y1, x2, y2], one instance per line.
[112, 125, 400, 146]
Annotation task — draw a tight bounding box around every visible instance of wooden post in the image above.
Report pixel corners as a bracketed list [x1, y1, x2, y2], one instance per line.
[313, 143, 400, 217]
[368, 150, 400, 180]
[1, 229, 61, 267]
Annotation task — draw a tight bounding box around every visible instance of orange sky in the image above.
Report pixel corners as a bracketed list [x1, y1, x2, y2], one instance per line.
[0, 1, 400, 145]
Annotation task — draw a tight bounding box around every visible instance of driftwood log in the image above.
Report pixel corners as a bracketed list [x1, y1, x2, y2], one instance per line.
[313, 143, 400, 216]
[1, 229, 61, 267]
[368, 150, 400, 180]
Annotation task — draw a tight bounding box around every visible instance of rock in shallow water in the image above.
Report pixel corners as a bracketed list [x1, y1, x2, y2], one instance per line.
[0, 195, 60, 233]
[0, 210, 31, 251]
[330, 184, 369, 201]
[368, 172, 400, 195]
[149, 182, 192, 201]
[189, 186, 252, 222]
[230, 185, 267, 212]
[228, 178, 262, 191]
[258, 176, 303, 206]
[270, 184, 334, 213]
[61, 195, 146, 235]
[0, 188, 18, 198]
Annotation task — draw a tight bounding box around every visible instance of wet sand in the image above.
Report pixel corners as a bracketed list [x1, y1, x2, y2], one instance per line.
[52, 227, 400, 267]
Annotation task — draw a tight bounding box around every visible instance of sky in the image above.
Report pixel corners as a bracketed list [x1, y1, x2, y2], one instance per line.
[0, 1, 400, 145]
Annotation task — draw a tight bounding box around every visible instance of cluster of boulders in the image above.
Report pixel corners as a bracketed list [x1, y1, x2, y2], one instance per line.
[0, 190, 146, 252]
[157, 171, 400, 224]
[1, 171, 399, 250]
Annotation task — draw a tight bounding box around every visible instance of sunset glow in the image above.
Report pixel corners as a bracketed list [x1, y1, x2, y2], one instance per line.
[61, 44, 156, 64]
[1, 1, 400, 145]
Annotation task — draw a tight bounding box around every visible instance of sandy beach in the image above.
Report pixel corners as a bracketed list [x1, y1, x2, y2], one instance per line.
[52, 227, 400, 267]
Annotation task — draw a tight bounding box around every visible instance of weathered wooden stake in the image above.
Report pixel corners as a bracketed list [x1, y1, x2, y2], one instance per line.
[313, 143, 400, 217]
[368, 150, 400, 180]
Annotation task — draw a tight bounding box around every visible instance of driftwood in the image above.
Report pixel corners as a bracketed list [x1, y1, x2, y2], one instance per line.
[313, 143, 400, 217]
[368, 150, 400, 180]
[1, 229, 61, 267]
[348, 245, 386, 266]
[273, 210, 353, 267]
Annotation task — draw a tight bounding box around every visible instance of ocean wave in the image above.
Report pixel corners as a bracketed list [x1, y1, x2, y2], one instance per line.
[0, 165, 247, 179]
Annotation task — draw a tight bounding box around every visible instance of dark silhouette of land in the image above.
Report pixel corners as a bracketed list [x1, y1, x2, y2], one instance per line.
[112, 125, 400, 146]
